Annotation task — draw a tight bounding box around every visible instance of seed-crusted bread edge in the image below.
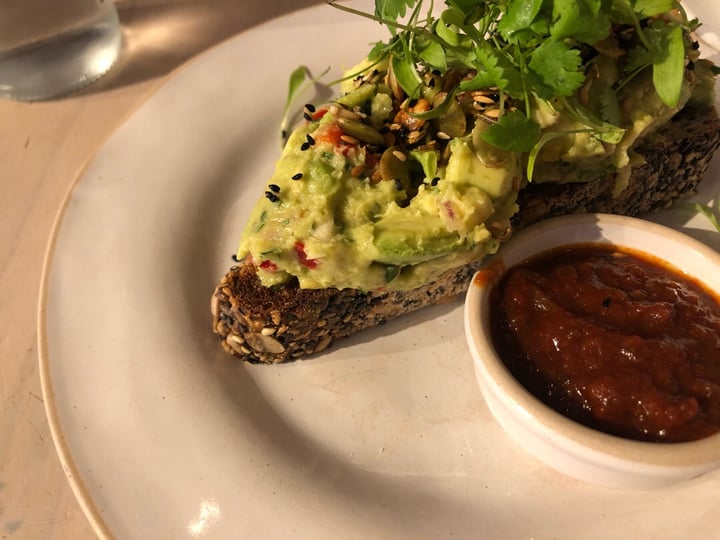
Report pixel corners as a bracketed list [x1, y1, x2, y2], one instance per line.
[211, 105, 720, 364]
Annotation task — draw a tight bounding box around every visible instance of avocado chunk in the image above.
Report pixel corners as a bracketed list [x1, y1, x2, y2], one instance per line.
[373, 216, 461, 265]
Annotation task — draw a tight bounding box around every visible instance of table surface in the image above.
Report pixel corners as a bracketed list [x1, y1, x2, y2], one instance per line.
[0, 1, 321, 538]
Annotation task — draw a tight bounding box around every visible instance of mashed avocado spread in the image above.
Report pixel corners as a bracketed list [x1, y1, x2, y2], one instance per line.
[237, 73, 521, 290]
[236, 1, 717, 291]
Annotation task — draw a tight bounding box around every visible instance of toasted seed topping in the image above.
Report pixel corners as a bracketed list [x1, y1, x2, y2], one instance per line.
[300, 142, 311, 151]
[314, 335, 332, 354]
[436, 131, 450, 140]
[472, 93, 496, 104]
[225, 334, 246, 355]
[431, 176, 440, 186]
[227, 333, 245, 345]
[265, 191, 279, 202]
[245, 332, 286, 354]
[306, 134, 316, 145]
[392, 150, 407, 162]
[292, 172, 303, 180]
[305, 103, 316, 113]
[268, 183, 280, 193]
[407, 130, 423, 144]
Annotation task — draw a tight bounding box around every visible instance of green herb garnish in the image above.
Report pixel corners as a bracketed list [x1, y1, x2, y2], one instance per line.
[328, 0, 702, 173]
[677, 201, 720, 232]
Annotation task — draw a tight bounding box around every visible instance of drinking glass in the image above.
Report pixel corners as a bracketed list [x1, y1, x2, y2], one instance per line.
[0, 0, 122, 101]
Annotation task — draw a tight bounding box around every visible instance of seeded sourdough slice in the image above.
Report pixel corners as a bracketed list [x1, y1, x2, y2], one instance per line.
[212, 105, 720, 364]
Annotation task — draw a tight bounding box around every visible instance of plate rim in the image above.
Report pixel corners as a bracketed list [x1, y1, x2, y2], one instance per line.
[35, 3, 720, 538]
[35, 5, 328, 537]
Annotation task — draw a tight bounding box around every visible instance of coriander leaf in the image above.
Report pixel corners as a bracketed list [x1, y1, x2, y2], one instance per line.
[653, 24, 684, 107]
[367, 39, 391, 62]
[625, 43, 656, 74]
[469, 45, 525, 98]
[480, 110, 541, 153]
[597, 82, 623, 126]
[374, 0, 415, 20]
[551, 0, 611, 42]
[415, 37, 447, 70]
[498, 0, 544, 39]
[446, 0, 483, 16]
[633, 0, 675, 17]
[529, 40, 586, 97]
[608, 0, 636, 25]
[583, 0, 603, 16]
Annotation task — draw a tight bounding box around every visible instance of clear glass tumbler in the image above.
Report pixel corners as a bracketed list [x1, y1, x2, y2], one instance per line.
[0, 0, 122, 101]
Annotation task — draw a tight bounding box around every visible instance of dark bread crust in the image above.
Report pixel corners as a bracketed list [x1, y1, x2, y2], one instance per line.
[513, 105, 720, 227]
[212, 105, 720, 364]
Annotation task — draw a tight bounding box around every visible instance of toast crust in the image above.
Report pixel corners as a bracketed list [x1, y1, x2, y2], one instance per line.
[212, 105, 720, 364]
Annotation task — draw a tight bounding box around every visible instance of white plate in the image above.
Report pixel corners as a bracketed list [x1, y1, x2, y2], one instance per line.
[685, 0, 720, 52]
[39, 4, 720, 539]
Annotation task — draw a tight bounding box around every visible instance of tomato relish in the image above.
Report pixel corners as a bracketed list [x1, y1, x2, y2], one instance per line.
[489, 243, 720, 443]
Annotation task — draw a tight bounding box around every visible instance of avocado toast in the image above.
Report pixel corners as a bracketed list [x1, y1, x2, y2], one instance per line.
[212, 0, 720, 363]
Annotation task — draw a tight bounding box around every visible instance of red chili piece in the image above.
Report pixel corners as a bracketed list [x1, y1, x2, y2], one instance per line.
[294, 242, 318, 269]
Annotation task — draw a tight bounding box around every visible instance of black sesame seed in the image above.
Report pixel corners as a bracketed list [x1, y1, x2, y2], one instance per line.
[306, 134, 316, 145]
[431, 176, 440, 186]
[305, 103, 316, 112]
[268, 183, 280, 193]
[300, 142, 311, 151]
[264, 191, 279, 202]
[292, 172, 303, 180]
[303, 112, 313, 121]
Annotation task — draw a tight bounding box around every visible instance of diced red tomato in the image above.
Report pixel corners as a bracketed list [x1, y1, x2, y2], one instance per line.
[259, 260, 278, 271]
[294, 241, 319, 269]
[315, 123, 343, 147]
[311, 107, 329, 121]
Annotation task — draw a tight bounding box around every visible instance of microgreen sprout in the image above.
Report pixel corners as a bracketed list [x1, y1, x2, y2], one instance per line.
[326, 0, 705, 177]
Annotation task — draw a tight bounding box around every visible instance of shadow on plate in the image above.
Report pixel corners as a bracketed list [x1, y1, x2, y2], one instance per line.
[71, 0, 325, 97]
